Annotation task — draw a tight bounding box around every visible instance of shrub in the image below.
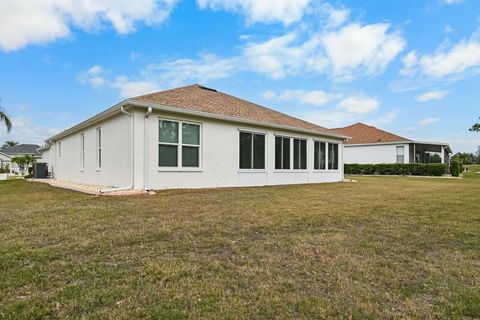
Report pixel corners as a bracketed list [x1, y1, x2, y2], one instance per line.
[345, 163, 448, 176]
[450, 160, 461, 177]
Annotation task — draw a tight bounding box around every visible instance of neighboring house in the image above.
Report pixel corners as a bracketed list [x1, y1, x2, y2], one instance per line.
[41, 84, 349, 190]
[0, 144, 42, 174]
[334, 123, 452, 164]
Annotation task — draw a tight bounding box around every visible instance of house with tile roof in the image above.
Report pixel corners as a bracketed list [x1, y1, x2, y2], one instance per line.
[41, 85, 349, 191]
[334, 123, 452, 165]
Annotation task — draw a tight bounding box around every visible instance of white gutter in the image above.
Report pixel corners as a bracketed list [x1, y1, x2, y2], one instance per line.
[100, 105, 134, 193]
[144, 107, 152, 191]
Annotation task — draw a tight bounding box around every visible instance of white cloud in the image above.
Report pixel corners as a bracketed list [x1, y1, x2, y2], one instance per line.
[337, 96, 380, 114]
[399, 50, 418, 77]
[322, 23, 406, 80]
[401, 31, 480, 79]
[415, 90, 447, 102]
[3, 116, 61, 144]
[300, 111, 356, 128]
[0, 0, 178, 51]
[263, 89, 337, 106]
[111, 76, 160, 98]
[196, 0, 311, 25]
[443, 0, 464, 4]
[77, 65, 106, 89]
[444, 25, 453, 33]
[77, 65, 159, 98]
[137, 20, 405, 85]
[419, 117, 440, 126]
[402, 126, 416, 132]
[366, 111, 398, 126]
[321, 3, 350, 28]
[420, 40, 480, 78]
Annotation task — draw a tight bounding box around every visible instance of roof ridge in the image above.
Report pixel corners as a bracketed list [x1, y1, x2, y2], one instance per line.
[132, 84, 201, 100]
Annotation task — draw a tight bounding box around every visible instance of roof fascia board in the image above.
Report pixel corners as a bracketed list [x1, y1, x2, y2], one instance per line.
[345, 141, 413, 147]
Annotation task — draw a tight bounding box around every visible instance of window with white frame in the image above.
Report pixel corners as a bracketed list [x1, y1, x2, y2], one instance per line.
[80, 134, 85, 170]
[314, 141, 326, 170]
[293, 138, 307, 169]
[96, 127, 102, 169]
[239, 131, 265, 169]
[275, 136, 290, 169]
[396, 146, 405, 164]
[328, 143, 339, 170]
[158, 119, 200, 168]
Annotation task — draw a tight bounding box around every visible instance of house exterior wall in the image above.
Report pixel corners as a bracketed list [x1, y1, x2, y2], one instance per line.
[343, 143, 410, 164]
[49, 113, 132, 187]
[40, 148, 54, 175]
[46, 107, 344, 190]
[140, 109, 344, 190]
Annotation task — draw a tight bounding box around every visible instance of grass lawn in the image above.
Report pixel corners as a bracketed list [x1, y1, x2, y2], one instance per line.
[1, 176, 479, 319]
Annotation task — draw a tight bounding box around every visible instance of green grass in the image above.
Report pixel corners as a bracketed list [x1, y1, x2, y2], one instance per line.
[0, 175, 479, 319]
[464, 164, 480, 180]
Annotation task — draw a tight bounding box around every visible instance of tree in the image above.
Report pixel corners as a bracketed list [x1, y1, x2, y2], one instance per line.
[429, 154, 442, 163]
[470, 117, 480, 132]
[12, 155, 35, 176]
[3, 141, 19, 147]
[451, 152, 476, 166]
[0, 107, 12, 133]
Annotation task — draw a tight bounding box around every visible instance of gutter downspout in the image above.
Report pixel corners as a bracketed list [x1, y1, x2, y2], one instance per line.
[144, 107, 152, 191]
[100, 105, 134, 193]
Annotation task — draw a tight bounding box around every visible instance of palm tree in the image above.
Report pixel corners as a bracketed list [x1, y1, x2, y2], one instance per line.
[3, 141, 18, 147]
[0, 107, 12, 133]
[470, 117, 480, 132]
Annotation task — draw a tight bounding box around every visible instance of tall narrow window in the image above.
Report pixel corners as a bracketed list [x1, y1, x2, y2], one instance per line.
[58, 141, 62, 157]
[275, 136, 290, 170]
[239, 132, 265, 169]
[293, 138, 307, 169]
[396, 146, 405, 164]
[159, 120, 179, 167]
[96, 127, 102, 169]
[328, 143, 338, 170]
[158, 119, 201, 168]
[314, 141, 326, 170]
[80, 134, 85, 170]
[182, 123, 200, 167]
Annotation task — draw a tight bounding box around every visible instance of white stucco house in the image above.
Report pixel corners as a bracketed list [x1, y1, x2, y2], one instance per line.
[41, 84, 349, 191]
[334, 123, 452, 165]
[0, 144, 42, 174]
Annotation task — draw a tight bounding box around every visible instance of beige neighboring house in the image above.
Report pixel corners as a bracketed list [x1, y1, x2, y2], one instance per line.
[40, 84, 349, 191]
[0, 144, 42, 175]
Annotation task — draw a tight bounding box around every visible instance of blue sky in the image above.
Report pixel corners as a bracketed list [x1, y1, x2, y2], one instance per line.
[0, 0, 479, 152]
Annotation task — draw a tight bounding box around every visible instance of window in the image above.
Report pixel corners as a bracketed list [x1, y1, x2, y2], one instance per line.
[96, 127, 102, 169]
[80, 134, 85, 170]
[396, 146, 405, 164]
[275, 136, 290, 169]
[58, 141, 61, 157]
[293, 139, 307, 169]
[328, 143, 339, 170]
[314, 141, 326, 170]
[158, 119, 200, 168]
[239, 132, 265, 169]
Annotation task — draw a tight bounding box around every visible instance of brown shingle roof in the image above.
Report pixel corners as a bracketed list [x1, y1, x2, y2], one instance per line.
[132, 84, 343, 137]
[334, 123, 410, 144]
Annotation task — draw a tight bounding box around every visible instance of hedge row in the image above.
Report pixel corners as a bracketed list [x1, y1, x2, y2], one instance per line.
[344, 163, 448, 176]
